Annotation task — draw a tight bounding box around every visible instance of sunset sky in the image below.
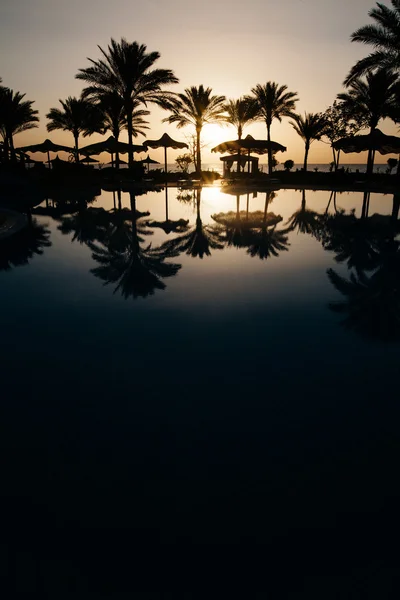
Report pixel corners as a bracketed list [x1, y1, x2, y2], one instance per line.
[1, 0, 396, 165]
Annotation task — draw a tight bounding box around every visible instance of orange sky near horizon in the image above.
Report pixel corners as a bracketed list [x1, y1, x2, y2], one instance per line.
[1, 0, 398, 166]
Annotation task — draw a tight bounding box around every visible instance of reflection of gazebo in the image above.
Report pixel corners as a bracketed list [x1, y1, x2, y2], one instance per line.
[220, 154, 259, 177]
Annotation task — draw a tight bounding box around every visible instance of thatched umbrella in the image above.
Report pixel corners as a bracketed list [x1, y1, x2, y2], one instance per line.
[80, 155, 99, 164]
[17, 138, 74, 168]
[140, 154, 160, 174]
[79, 136, 145, 168]
[212, 134, 286, 174]
[143, 133, 188, 177]
[333, 129, 400, 177]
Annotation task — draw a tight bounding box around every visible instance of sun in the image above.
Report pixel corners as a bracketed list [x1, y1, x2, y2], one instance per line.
[202, 123, 231, 152]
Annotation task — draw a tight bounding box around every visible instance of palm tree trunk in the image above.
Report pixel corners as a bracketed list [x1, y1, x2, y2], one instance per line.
[303, 141, 310, 171]
[126, 99, 134, 169]
[8, 133, 16, 163]
[3, 136, 10, 162]
[237, 127, 242, 174]
[366, 127, 375, 178]
[196, 126, 201, 175]
[74, 132, 79, 164]
[267, 122, 272, 176]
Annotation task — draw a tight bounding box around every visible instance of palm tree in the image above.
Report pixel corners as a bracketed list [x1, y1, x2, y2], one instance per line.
[338, 69, 398, 175]
[76, 38, 178, 168]
[0, 88, 39, 162]
[222, 97, 258, 173]
[250, 82, 298, 175]
[344, 0, 400, 84]
[46, 96, 103, 163]
[223, 97, 258, 140]
[97, 92, 149, 168]
[290, 112, 326, 171]
[163, 85, 226, 175]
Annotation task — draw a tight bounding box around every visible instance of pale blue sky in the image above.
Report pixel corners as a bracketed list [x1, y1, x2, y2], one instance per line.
[0, 0, 395, 163]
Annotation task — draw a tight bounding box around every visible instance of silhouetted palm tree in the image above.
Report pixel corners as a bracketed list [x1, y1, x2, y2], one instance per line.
[250, 82, 298, 175]
[46, 96, 104, 163]
[0, 215, 51, 270]
[97, 92, 149, 168]
[290, 113, 326, 171]
[222, 98, 258, 173]
[0, 88, 39, 162]
[159, 188, 225, 258]
[89, 193, 181, 298]
[338, 69, 398, 175]
[327, 237, 400, 341]
[76, 38, 178, 168]
[223, 97, 258, 141]
[345, 0, 400, 84]
[163, 85, 226, 174]
[286, 190, 322, 238]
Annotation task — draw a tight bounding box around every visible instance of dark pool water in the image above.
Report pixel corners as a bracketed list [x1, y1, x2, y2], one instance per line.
[1, 186, 399, 595]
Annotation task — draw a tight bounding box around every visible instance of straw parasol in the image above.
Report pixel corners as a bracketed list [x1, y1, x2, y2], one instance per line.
[140, 154, 160, 173]
[333, 129, 400, 176]
[80, 155, 99, 164]
[144, 133, 188, 176]
[17, 138, 74, 168]
[212, 134, 286, 155]
[79, 136, 145, 167]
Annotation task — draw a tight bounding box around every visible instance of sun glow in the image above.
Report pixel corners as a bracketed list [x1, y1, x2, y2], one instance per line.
[202, 123, 232, 154]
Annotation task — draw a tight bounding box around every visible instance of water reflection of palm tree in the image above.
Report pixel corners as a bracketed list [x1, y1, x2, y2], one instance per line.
[320, 207, 382, 272]
[89, 192, 181, 298]
[57, 205, 110, 245]
[326, 194, 400, 340]
[159, 188, 225, 258]
[286, 190, 322, 238]
[327, 237, 400, 341]
[245, 191, 290, 259]
[0, 213, 51, 271]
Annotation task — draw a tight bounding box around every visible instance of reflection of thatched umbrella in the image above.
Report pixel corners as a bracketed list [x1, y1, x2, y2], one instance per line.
[144, 133, 188, 176]
[212, 134, 286, 174]
[17, 138, 74, 168]
[333, 129, 400, 177]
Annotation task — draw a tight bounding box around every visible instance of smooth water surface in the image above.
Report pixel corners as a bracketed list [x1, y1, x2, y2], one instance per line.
[1, 185, 399, 593]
